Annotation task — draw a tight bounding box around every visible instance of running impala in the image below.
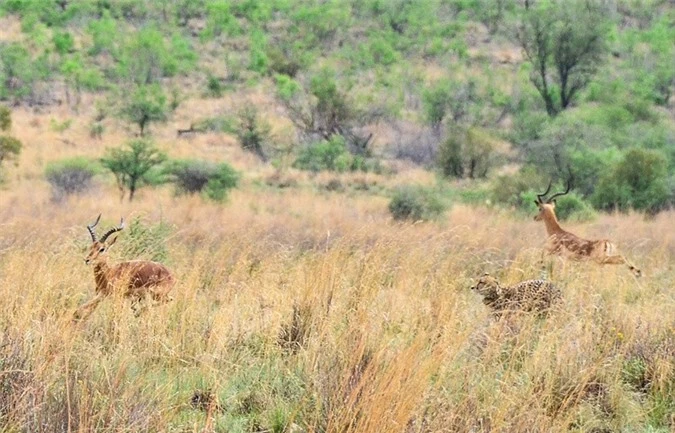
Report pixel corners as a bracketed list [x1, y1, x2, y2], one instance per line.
[534, 182, 642, 277]
[74, 215, 175, 321]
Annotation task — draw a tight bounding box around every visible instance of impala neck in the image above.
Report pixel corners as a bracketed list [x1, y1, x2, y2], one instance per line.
[541, 208, 564, 236]
[93, 260, 111, 293]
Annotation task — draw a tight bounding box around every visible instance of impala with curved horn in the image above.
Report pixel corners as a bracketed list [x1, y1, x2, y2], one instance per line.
[74, 214, 175, 321]
[534, 180, 642, 277]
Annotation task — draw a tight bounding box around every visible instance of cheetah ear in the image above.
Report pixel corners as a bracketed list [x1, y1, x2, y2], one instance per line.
[482, 272, 490, 277]
[496, 284, 503, 296]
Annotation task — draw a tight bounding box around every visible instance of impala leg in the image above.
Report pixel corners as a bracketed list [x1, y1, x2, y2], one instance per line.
[73, 293, 105, 322]
[538, 249, 557, 279]
[597, 255, 642, 277]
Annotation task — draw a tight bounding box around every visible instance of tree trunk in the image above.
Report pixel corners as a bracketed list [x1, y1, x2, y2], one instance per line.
[129, 178, 137, 201]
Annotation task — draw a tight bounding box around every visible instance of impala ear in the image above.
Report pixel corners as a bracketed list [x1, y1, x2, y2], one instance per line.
[551, 199, 557, 206]
[107, 235, 119, 247]
[533, 200, 539, 206]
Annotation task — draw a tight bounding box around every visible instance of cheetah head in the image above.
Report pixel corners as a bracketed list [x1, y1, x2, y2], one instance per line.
[470, 273, 502, 299]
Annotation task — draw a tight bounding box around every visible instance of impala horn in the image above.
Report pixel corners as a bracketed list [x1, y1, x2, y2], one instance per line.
[99, 218, 125, 243]
[536, 181, 552, 204]
[547, 180, 572, 202]
[87, 214, 101, 242]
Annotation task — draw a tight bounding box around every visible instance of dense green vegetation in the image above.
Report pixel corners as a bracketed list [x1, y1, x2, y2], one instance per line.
[0, 0, 673, 216]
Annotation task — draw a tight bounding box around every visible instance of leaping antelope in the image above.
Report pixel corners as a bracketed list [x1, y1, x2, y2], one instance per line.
[74, 215, 175, 321]
[534, 182, 642, 277]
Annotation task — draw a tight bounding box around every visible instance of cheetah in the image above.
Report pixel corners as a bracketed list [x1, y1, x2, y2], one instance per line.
[470, 273, 562, 316]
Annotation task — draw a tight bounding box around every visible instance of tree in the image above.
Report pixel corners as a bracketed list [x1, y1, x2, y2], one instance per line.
[516, 0, 608, 116]
[277, 69, 374, 156]
[591, 148, 670, 214]
[119, 84, 168, 136]
[437, 127, 501, 179]
[0, 105, 21, 177]
[101, 140, 166, 201]
[0, 43, 36, 101]
[235, 105, 270, 161]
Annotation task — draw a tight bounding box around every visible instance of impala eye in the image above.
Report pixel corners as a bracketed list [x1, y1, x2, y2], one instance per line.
[99, 248, 105, 253]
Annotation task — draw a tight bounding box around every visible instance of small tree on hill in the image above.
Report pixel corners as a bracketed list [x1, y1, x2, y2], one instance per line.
[235, 105, 270, 161]
[277, 69, 374, 156]
[0, 105, 22, 178]
[101, 139, 166, 201]
[119, 84, 169, 136]
[516, 0, 609, 116]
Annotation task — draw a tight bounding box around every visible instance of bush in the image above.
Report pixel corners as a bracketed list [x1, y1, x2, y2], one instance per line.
[167, 159, 214, 194]
[121, 217, 172, 263]
[165, 159, 238, 200]
[53, 31, 74, 55]
[388, 185, 446, 221]
[205, 74, 224, 97]
[438, 127, 501, 179]
[235, 105, 270, 161]
[490, 166, 546, 211]
[45, 157, 98, 201]
[592, 148, 670, 214]
[293, 136, 352, 173]
[203, 163, 239, 202]
[0, 106, 22, 179]
[552, 193, 596, 222]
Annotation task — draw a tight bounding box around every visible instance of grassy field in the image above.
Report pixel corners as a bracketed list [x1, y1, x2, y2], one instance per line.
[0, 3, 673, 429]
[1, 151, 673, 432]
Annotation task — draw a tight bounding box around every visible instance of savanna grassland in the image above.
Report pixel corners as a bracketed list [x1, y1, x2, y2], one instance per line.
[1, 120, 674, 431]
[1, 0, 674, 432]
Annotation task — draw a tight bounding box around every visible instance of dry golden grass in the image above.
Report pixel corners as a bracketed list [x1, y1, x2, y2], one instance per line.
[0, 172, 673, 432]
[0, 102, 673, 432]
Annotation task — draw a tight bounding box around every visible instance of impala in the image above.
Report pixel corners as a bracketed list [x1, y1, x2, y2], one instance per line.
[74, 215, 175, 321]
[534, 182, 642, 277]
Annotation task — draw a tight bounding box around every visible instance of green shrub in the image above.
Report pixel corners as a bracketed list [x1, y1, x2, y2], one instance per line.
[193, 116, 237, 134]
[166, 159, 214, 194]
[552, 193, 596, 222]
[438, 127, 500, 179]
[205, 74, 224, 97]
[248, 28, 268, 74]
[203, 163, 239, 202]
[45, 157, 99, 201]
[0, 43, 37, 101]
[235, 105, 270, 161]
[388, 185, 446, 221]
[201, 1, 239, 40]
[87, 11, 117, 56]
[592, 148, 670, 214]
[490, 166, 546, 211]
[0, 105, 10, 130]
[0, 106, 21, 178]
[53, 31, 74, 54]
[567, 147, 621, 198]
[165, 159, 237, 200]
[121, 217, 172, 263]
[422, 82, 452, 127]
[89, 122, 104, 139]
[266, 46, 303, 77]
[293, 136, 351, 172]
